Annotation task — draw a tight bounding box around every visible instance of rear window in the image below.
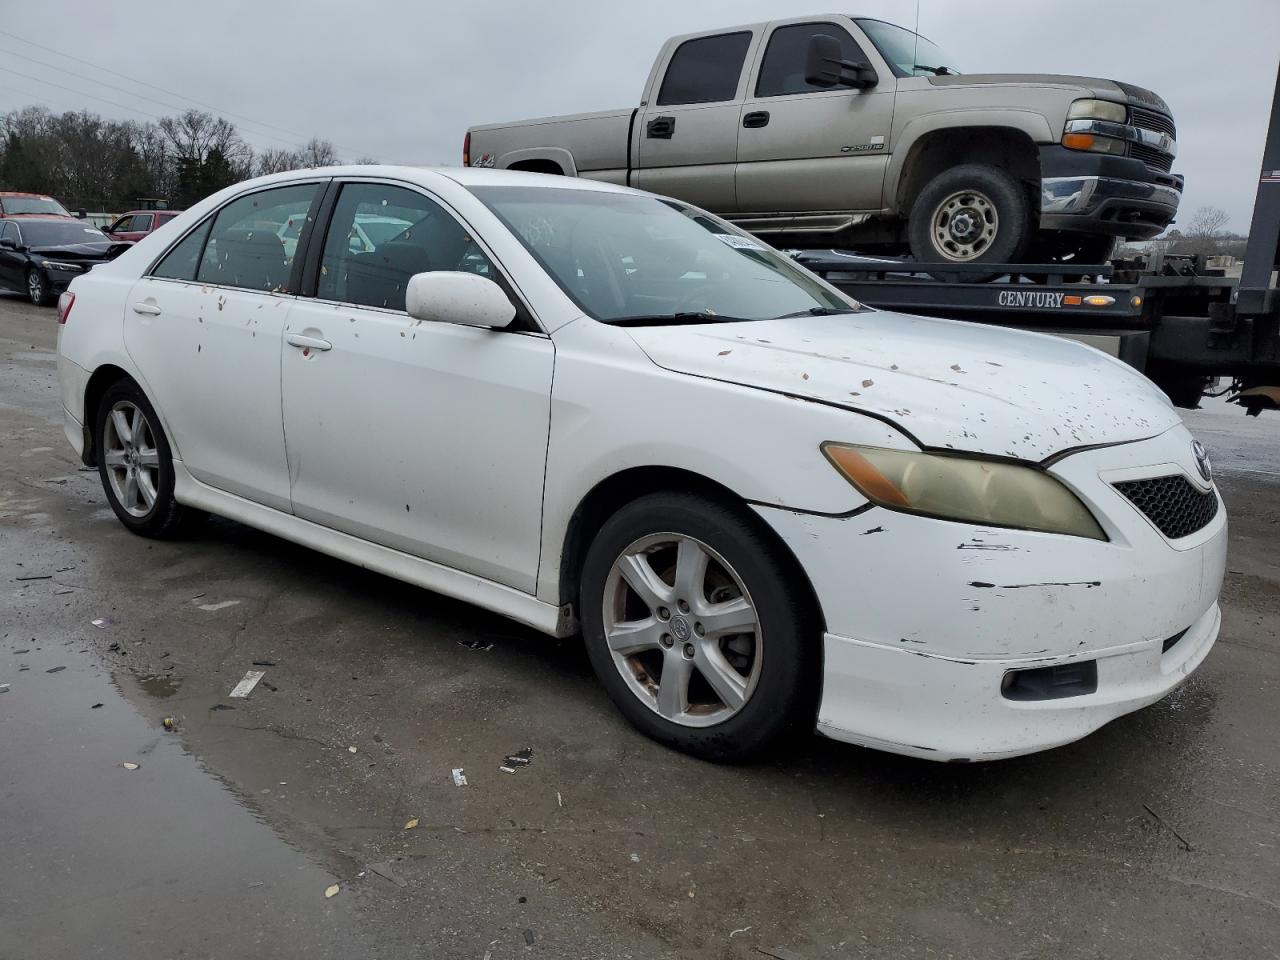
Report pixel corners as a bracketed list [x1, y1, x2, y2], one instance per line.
[656, 32, 752, 106]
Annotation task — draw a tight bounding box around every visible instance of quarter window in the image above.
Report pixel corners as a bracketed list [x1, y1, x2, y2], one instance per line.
[755, 23, 870, 97]
[656, 32, 752, 106]
[317, 182, 494, 311]
[195, 182, 320, 293]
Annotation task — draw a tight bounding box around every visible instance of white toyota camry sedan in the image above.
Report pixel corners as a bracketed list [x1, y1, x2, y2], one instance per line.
[55, 167, 1226, 762]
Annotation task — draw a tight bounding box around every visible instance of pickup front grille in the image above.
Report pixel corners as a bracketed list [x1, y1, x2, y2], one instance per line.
[1128, 143, 1174, 172]
[1113, 475, 1218, 539]
[1130, 107, 1176, 139]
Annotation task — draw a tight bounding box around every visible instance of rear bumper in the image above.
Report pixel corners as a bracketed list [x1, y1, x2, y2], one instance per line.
[1038, 145, 1182, 240]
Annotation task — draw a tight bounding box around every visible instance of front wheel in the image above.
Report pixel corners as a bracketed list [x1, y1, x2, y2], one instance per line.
[26, 268, 51, 306]
[95, 379, 204, 537]
[580, 492, 820, 762]
[908, 163, 1033, 274]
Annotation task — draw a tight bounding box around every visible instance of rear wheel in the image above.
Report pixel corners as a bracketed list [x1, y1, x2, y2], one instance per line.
[26, 268, 50, 306]
[580, 492, 820, 762]
[95, 379, 204, 537]
[908, 164, 1033, 278]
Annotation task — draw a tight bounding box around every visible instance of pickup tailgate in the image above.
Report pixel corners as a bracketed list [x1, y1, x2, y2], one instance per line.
[468, 109, 634, 180]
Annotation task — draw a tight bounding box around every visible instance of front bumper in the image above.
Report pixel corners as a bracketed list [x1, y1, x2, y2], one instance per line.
[754, 424, 1227, 761]
[1038, 145, 1182, 239]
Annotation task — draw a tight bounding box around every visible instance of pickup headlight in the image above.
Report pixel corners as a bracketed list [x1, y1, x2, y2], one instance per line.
[822, 443, 1107, 540]
[1067, 99, 1127, 123]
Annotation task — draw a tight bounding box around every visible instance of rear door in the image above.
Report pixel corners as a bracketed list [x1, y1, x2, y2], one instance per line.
[123, 181, 324, 512]
[735, 20, 896, 214]
[634, 31, 758, 213]
[280, 179, 553, 592]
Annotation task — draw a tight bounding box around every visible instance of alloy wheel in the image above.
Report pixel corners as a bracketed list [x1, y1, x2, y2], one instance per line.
[602, 534, 762, 727]
[27, 270, 45, 304]
[102, 400, 161, 518]
[930, 189, 999, 261]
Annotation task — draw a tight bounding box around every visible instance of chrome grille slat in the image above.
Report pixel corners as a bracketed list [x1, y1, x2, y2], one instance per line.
[1130, 107, 1176, 139]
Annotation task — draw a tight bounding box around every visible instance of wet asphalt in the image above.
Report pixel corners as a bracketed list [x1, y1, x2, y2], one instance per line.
[0, 292, 1276, 959]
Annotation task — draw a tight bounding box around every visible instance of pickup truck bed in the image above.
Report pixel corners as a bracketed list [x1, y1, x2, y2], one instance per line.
[468, 109, 634, 184]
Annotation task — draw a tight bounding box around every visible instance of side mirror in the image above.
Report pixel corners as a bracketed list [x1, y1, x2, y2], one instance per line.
[805, 34, 878, 90]
[75, 209, 87, 219]
[405, 271, 516, 329]
[0, 237, 16, 250]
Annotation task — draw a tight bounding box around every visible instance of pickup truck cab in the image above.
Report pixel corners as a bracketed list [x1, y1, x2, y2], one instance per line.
[106, 209, 182, 243]
[466, 15, 1182, 266]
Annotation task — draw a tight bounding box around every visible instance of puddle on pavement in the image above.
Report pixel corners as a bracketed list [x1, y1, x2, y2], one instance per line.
[135, 672, 183, 698]
[0, 642, 377, 958]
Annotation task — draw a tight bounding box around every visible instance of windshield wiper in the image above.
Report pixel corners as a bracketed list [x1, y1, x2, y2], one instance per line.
[605, 312, 751, 327]
[914, 64, 955, 76]
[772, 306, 861, 320]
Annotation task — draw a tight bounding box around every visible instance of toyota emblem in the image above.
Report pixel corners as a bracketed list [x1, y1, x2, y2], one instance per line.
[1192, 440, 1212, 483]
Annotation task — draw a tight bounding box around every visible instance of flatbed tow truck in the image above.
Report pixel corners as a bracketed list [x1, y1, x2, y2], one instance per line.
[792, 67, 1280, 416]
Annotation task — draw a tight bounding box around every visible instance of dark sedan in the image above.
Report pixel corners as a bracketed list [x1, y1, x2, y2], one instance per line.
[0, 216, 130, 305]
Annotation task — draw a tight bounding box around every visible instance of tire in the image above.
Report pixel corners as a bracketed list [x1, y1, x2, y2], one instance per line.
[26, 268, 51, 306]
[95, 378, 204, 538]
[908, 164, 1033, 275]
[579, 492, 821, 762]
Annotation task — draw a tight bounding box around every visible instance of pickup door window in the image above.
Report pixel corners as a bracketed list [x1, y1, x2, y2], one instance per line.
[635, 31, 755, 212]
[280, 181, 553, 593]
[735, 21, 895, 216]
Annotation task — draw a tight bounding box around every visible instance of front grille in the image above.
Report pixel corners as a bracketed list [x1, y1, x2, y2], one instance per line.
[1130, 107, 1176, 139]
[1128, 142, 1174, 172]
[1113, 475, 1218, 539]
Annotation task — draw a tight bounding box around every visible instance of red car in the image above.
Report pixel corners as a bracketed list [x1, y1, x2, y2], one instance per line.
[0, 192, 72, 217]
[106, 209, 182, 242]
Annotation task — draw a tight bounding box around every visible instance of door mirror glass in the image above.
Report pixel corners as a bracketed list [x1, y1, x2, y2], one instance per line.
[0, 237, 16, 249]
[405, 271, 515, 329]
[804, 33, 877, 89]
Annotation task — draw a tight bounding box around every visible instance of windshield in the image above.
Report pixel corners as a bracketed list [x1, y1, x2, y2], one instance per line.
[3, 196, 72, 216]
[468, 186, 854, 324]
[856, 19, 960, 77]
[17, 221, 110, 246]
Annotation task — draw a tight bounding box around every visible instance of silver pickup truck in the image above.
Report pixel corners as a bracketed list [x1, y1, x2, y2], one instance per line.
[466, 15, 1182, 266]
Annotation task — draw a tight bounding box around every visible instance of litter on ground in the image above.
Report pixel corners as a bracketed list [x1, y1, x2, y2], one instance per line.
[228, 670, 265, 698]
[451, 768, 468, 787]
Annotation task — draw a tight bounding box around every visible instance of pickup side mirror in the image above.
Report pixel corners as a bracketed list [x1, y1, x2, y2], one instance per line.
[0, 237, 17, 250]
[805, 34, 878, 90]
[405, 271, 516, 329]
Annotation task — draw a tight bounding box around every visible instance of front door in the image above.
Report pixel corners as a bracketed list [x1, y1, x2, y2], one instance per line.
[123, 181, 323, 512]
[735, 21, 896, 214]
[634, 31, 757, 213]
[280, 180, 553, 593]
[0, 222, 23, 289]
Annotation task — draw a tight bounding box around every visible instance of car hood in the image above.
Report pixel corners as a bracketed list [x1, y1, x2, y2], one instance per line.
[928, 74, 1171, 113]
[29, 242, 115, 259]
[624, 311, 1179, 461]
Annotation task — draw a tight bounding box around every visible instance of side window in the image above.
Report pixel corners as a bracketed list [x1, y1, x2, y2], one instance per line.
[134, 214, 154, 232]
[1, 222, 16, 243]
[195, 182, 320, 293]
[317, 182, 494, 311]
[755, 23, 870, 97]
[656, 32, 752, 106]
[112, 216, 135, 233]
[151, 218, 213, 281]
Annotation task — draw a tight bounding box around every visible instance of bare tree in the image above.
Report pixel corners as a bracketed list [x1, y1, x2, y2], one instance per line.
[297, 138, 338, 168]
[352, 155, 379, 165]
[1178, 205, 1232, 257]
[255, 147, 303, 176]
[159, 110, 251, 168]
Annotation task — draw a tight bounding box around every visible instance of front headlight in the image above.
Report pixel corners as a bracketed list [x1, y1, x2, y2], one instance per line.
[1067, 99, 1127, 123]
[822, 443, 1107, 540]
[39, 259, 80, 271]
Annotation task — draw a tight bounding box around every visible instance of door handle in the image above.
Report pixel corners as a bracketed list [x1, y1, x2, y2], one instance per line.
[131, 301, 162, 316]
[742, 111, 770, 129]
[286, 333, 332, 352]
[646, 116, 676, 139]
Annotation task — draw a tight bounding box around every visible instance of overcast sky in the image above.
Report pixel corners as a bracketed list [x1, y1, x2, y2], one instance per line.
[2, 0, 1276, 231]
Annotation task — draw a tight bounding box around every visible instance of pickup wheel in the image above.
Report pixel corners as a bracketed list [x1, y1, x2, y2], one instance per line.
[908, 164, 1032, 272]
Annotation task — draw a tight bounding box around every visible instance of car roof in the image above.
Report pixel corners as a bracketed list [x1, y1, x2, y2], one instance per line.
[0, 191, 58, 199]
[240, 164, 639, 196]
[0, 214, 82, 222]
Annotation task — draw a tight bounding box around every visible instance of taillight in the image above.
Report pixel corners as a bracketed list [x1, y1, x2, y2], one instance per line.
[56, 291, 75, 325]
[463, 131, 471, 167]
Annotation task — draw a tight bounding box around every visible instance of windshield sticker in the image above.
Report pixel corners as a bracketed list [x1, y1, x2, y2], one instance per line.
[715, 233, 766, 251]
